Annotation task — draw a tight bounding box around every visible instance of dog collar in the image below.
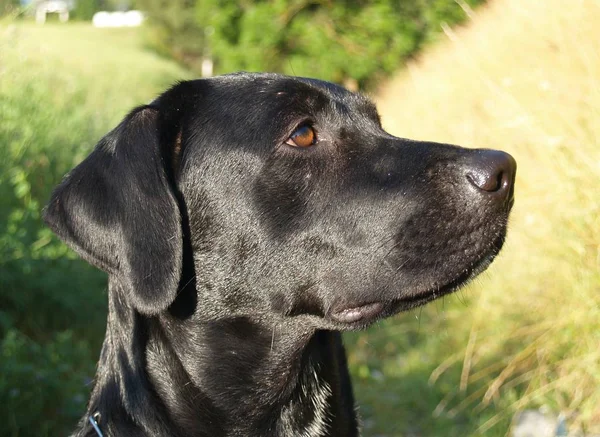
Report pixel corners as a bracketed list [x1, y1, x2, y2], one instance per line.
[89, 412, 104, 437]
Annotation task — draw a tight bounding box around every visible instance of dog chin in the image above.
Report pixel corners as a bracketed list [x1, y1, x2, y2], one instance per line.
[326, 232, 506, 330]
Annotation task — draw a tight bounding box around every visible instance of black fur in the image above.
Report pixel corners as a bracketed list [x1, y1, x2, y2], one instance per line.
[44, 73, 516, 436]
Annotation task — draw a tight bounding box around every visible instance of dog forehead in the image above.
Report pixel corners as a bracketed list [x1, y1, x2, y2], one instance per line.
[207, 74, 335, 114]
[196, 73, 378, 120]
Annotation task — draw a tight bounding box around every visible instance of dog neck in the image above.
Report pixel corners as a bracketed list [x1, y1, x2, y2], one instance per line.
[77, 280, 358, 436]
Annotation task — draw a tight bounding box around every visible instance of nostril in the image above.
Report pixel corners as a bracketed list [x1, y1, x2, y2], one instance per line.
[467, 170, 505, 192]
[466, 150, 516, 197]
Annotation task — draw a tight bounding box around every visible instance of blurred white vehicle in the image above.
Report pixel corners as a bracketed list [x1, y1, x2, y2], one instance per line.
[92, 10, 144, 28]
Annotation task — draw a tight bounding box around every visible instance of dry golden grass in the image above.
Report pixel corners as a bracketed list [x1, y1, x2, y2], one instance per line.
[375, 0, 600, 433]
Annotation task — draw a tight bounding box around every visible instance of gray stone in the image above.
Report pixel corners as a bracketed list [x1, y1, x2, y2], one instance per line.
[512, 410, 557, 437]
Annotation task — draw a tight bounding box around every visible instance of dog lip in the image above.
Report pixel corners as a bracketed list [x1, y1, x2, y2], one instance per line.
[330, 301, 384, 324]
[507, 196, 515, 212]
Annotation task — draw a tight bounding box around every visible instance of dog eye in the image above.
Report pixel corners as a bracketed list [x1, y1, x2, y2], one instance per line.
[285, 125, 317, 148]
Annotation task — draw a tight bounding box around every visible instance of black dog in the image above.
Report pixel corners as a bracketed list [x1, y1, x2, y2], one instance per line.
[44, 73, 516, 436]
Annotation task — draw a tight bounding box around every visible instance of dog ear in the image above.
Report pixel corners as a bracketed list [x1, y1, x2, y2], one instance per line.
[44, 106, 182, 315]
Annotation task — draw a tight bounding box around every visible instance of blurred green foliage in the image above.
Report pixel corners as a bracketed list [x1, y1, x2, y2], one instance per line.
[0, 0, 18, 16]
[71, 0, 100, 20]
[139, 0, 485, 88]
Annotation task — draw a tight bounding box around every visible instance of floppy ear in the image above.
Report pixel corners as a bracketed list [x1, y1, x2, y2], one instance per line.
[44, 106, 182, 315]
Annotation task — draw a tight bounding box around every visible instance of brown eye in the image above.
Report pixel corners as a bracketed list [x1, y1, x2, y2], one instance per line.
[285, 125, 316, 148]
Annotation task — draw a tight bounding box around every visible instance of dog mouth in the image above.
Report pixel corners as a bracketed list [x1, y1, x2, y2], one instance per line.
[329, 302, 385, 324]
[329, 233, 506, 327]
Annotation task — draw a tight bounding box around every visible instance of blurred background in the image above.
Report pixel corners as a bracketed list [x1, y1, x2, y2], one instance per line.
[0, 0, 598, 435]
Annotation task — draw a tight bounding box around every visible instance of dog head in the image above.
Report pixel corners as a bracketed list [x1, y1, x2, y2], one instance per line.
[45, 73, 515, 329]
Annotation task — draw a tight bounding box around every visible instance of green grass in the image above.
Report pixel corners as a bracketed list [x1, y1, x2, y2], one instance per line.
[1, 4, 599, 435]
[0, 22, 190, 436]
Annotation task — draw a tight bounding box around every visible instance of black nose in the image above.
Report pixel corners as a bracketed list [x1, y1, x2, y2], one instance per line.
[466, 150, 516, 204]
